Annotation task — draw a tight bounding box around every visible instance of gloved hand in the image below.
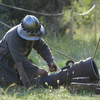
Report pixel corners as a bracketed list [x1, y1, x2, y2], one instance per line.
[36, 68, 48, 76]
[48, 62, 57, 72]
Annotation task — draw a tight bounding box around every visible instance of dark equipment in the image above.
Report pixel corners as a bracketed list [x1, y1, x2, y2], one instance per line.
[42, 57, 99, 87]
[16, 57, 99, 88]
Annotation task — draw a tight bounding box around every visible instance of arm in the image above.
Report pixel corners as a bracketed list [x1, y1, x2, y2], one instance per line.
[33, 38, 57, 71]
[33, 38, 54, 64]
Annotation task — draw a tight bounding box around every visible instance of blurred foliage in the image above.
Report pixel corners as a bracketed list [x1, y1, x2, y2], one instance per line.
[0, 0, 77, 35]
[0, 0, 100, 37]
[73, 0, 99, 26]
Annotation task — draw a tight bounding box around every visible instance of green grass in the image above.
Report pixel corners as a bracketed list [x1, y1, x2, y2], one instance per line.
[1, 30, 100, 99]
[0, 85, 100, 100]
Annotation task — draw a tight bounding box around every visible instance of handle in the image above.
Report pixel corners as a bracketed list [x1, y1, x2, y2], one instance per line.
[61, 60, 75, 71]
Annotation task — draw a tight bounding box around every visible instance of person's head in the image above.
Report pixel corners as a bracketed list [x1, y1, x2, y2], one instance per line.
[17, 15, 45, 41]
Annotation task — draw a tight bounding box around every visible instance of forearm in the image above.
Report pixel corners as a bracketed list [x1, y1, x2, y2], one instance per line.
[33, 38, 54, 64]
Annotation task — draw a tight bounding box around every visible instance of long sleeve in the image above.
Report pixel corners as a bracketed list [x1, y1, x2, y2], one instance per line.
[33, 38, 54, 64]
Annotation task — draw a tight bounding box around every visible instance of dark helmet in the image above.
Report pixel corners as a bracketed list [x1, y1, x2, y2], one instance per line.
[17, 15, 45, 41]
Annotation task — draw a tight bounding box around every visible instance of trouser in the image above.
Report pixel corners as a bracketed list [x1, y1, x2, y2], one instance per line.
[0, 49, 38, 87]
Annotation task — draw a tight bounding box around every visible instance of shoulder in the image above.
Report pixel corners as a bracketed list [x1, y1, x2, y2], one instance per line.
[7, 25, 24, 45]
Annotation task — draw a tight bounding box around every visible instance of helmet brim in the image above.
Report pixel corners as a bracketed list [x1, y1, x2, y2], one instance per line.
[17, 24, 45, 41]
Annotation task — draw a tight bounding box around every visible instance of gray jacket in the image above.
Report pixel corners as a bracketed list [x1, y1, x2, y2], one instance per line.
[0, 25, 54, 76]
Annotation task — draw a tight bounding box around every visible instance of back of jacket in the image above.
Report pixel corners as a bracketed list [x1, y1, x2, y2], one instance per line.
[0, 25, 54, 75]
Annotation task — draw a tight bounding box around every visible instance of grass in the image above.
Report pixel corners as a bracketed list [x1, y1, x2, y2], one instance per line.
[0, 85, 100, 100]
[0, 29, 100, 99]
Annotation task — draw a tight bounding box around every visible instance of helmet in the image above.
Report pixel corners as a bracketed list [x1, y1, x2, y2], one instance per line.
[17, 15, 45, 41]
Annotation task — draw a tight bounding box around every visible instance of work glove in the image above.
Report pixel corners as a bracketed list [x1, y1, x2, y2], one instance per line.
[48, 62, 57, 72]
[36, 68, 48, 76]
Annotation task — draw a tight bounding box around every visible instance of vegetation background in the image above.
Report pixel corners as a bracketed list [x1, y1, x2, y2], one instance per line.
[0, 0, 100, 99]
